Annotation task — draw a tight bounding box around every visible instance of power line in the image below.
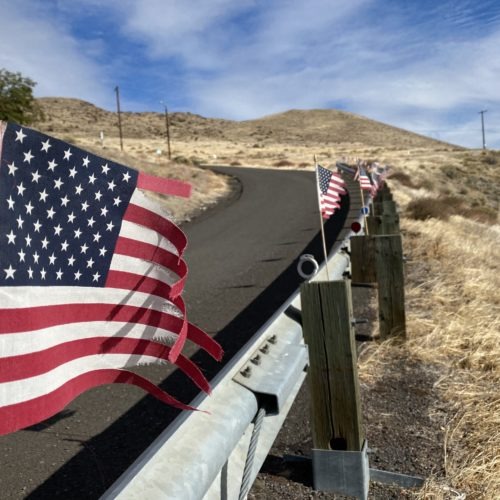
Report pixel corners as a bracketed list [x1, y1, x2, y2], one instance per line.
[114, 86, 124, 151]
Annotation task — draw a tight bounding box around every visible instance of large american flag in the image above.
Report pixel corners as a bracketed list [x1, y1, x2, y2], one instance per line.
[0, 122, 222, 436]
[316, 164, 346, 219]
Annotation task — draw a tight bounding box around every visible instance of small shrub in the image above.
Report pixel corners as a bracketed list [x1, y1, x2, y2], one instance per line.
[406, 196, 463, 221]
[466, 206, 498, 224]
[406, 196, 497, 224]
[189, 156, 203, 166]
[482, 154, 498, 165]
[273, 159, 294, 167]
[173, 155, 190, 165]
[389, 171, 418, 188]
[441, 165, 457, 179]
[419, 179, 434, 190]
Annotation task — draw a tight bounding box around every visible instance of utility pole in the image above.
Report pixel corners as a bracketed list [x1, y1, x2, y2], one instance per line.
[479, 110, 487, 150]
[160, 100, 172, 160]
[115, 86, 124, 151]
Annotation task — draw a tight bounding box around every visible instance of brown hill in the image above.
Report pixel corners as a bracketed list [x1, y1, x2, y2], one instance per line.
[36, 97, 451, 149]
[32, 97, 498, 226]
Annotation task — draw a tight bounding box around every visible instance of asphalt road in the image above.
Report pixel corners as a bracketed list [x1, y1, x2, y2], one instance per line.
[1, 167, 348, 499]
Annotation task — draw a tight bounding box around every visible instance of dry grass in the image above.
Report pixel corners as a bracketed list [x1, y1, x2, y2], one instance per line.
[404, 217, 500, 499]
[33, 97, 500, 498]
[360, 216, 500, 499]
[406, 196, 498, 224]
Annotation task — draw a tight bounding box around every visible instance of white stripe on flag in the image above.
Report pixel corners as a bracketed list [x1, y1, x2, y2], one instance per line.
[130, 190, 174, 220]
[118, 220, 179, 256]
[0, 286, 181, 313]
[0, 322, 177, 357]
[109, 253, 180, 286]
[0, 354, 171, 406]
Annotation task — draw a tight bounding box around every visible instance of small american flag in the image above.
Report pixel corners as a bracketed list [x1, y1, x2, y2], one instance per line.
[0, 122, 222, 436]
[354, 165, 373, 192]
[316, 164, 346, 219]
[371, 163, 389, 196]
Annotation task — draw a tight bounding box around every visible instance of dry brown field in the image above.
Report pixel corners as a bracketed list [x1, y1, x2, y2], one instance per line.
[33, 98, 500, 499]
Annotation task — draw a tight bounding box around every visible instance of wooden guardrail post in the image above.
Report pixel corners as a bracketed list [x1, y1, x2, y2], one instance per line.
[350, 232, 406, 339]
[366, 214, 381, 235]
[350, 235, 377, 284]
[374, 234, 406, 338]
[370, 199, 400, 235]
[380, 201, 400, 235]
[301, 280, 364, 451]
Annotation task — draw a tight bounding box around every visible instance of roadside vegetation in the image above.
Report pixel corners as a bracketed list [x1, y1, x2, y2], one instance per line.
[0, 68, 43, 124]
[360, 150, 499, 498]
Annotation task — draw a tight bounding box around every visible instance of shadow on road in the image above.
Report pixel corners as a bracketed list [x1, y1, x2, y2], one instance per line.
[27, 195, 349, 499]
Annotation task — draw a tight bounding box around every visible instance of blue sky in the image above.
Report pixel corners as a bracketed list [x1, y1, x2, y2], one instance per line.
[1, 0, 500, 149]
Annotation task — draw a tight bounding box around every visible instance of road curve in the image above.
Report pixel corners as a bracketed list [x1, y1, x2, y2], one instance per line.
[2, 166, 348, 499]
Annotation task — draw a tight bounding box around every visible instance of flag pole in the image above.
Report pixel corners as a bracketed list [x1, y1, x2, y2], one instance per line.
[356, 164, 369, 235]
[314, 155, 330, 281]
[360, 188, 369, 235]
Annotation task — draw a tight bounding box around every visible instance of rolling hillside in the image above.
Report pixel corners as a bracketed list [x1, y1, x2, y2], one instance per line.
[36, 97, 451, 149]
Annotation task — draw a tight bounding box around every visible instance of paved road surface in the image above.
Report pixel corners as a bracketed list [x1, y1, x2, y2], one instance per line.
[0, 167, 348, 499]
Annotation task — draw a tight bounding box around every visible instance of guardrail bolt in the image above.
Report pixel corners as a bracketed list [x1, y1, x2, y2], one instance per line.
[240, 366, 252, 378]
[268, 335, 277, 344]
[251, 355, 261, 365]
[351, 318, 369, 326]
[260, 344, 270, 354]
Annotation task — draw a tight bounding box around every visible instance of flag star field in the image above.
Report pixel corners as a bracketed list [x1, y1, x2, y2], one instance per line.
[0, 124, 137, 287]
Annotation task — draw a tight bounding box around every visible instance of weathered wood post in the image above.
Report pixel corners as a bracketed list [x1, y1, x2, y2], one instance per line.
[301, 280, 368, 497]
[350, 235, 377, 284]
[366, 214, 381, 235]
[301, 280, 364, 450]
[350, 232, 406, 339]
[374, 234, 406, 339]
[372, 198, 400, 235]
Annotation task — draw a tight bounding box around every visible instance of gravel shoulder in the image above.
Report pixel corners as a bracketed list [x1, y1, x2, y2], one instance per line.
[249, 287, 449, 499]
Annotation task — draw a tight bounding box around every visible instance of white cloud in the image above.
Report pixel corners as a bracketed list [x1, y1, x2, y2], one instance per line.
[1, 0, 500, 147]
[0, 0, 112, 108]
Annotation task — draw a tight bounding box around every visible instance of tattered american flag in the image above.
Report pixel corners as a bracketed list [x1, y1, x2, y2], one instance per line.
[370, 163, 388, 197]
[316, 164, 346, 220]
[0, 122, 222, 436]
[354, 165, 373, 192]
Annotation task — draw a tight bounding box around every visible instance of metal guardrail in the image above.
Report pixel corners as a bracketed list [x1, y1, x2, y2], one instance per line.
[101, 175, 365, 500]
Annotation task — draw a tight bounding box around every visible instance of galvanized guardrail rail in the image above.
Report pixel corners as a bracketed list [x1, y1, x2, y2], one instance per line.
[102, 173, 365, 500]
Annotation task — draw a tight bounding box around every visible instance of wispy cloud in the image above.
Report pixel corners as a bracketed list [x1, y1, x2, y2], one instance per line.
[0, 0, 111, 107]
[1, 0, 500, 147]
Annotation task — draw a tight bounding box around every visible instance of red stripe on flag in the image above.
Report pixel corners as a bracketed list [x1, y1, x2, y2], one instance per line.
[0, 369, 195, 436]
[124, 203, 187, 258]
[113, 237, 187, 298]
[0, 303, 183, 334]
[106, 267, 182, 299]
[187, 322, 224, 361]
[137, 172, 191, 198]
